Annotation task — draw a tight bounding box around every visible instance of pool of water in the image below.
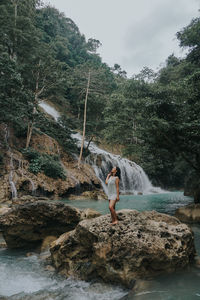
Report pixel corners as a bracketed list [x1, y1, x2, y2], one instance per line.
[1, 191, 199, 300]
[62, 191, 193, 216]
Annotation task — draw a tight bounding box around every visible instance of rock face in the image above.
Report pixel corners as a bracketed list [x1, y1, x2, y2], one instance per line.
[50, 209, 195, 288]
[67, 190, 107, 200]
[175, 204, 200, 223]
[0, 126, 103, 202]
[0, 200, 82, 248]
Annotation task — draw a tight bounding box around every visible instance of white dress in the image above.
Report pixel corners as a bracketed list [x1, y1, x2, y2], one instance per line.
[107, 176, 117, 200]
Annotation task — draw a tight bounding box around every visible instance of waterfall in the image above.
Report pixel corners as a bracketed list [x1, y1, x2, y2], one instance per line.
[39, 101, 60, 121]
[4, 125, 18, 199]
[72, 133, 163, 195]
[39, 101, 164, 195]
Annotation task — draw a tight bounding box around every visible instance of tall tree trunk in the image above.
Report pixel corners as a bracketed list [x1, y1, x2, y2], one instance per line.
[78, 70, 91, 168]
[26, 122, 33, 148]
[26, 60, 41, 148]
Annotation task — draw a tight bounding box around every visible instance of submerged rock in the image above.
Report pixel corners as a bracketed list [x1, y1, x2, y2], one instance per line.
[175, 203, 200, 223]
[0, 200, 81, 248]
[50, 209, 195, 288]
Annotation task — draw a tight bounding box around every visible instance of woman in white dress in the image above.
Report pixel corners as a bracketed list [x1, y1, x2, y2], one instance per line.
[105, 166, 121, 225]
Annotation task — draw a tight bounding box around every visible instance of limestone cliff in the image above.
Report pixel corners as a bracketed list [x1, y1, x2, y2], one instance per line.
[0, 124, 105, 202]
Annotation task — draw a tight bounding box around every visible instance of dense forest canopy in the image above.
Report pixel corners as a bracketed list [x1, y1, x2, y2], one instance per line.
[0, 0, 200, 199]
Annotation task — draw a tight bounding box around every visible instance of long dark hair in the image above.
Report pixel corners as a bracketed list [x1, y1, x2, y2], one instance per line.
[115, 166, 121, 180]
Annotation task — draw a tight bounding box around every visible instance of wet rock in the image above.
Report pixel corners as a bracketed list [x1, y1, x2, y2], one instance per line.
[0, 206, 11, 215]
[40, 235, 57, 253]
[0, 200, 81, 248]
[50, 209, 195, 288]
[45, 265, 55, 272]
[175, 204, 200, 223]
[26, 252, 35, 257]
[0, 241, 7, 248]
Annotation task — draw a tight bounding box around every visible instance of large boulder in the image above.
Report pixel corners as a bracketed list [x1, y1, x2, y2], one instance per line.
[50, 209, 195, 288]
[175, 203, 200, 223]
[0, 200, 82, 248]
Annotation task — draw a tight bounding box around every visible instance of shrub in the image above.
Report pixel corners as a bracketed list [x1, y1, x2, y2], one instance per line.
[26, 151, 66, 180]
[29, 158, 42, 174]
[22, 148, 40, 160]
[42, 158, 66, 179]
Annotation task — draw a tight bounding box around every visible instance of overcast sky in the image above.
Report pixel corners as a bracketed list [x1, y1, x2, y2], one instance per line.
[48, 0, 200, 77]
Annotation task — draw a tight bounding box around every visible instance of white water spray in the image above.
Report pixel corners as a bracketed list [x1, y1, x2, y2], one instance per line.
[72, 133, 163, 195]
[39, 101, 60, 121]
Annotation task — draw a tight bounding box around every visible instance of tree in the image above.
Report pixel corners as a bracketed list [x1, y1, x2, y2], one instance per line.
[78, 70, 90, 167]
[87, 38, 102, 53]
[0, 52, 31, 129]
[177, 17, 200, 65]
[67, 62, 115, 164]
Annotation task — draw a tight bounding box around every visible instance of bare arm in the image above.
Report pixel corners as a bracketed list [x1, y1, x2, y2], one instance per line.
[105, 172, 111, 184]
[115, 177, 120, 200]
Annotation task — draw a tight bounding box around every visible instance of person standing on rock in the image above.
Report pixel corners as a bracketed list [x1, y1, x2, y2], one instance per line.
[105, 166, 121, 225]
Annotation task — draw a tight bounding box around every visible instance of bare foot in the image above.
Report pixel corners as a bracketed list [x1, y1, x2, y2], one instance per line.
[111, 221, 118, 225]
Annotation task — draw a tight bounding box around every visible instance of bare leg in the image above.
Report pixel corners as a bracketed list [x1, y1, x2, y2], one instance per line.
[109, 200, 118, 224]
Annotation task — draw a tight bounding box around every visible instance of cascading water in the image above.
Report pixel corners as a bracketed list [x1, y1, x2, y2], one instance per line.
[72, 133, 163, 195]
[9, 153, 18, 198]
[4, 125, 18, 199]
[39, 100, 60, 121]
[38, 100, 164, 195]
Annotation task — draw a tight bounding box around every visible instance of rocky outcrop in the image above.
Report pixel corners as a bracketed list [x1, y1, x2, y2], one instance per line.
[175, 204, 200, 223]
[67, 190, 107, 200]
[50, 209, 195, 288]
[0, 199, 100, 248]
[0, 128, 104, 202]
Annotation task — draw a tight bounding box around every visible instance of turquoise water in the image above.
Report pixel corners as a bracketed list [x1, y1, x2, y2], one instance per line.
[62, 191, 193, 216]
[1, 192, 200, 300]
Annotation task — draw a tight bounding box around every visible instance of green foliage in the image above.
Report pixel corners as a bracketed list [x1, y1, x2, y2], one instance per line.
[35, 113, 77, 153]
[29, 158, 42, 174]
[41, 156, 65, 179]
[23, 148, 66, 179]
[22, 147, 40, 160]
[1, 0, 200, 194]
[0, 52, 31, 127]
[177, 17, 200, 64]
[66, 62, 116, 142]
